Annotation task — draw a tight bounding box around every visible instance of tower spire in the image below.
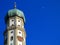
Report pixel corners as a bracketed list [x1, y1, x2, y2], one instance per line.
[14, 2, 16, 8]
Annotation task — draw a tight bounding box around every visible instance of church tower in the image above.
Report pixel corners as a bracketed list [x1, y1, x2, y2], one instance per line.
[4, 3, 26, 45]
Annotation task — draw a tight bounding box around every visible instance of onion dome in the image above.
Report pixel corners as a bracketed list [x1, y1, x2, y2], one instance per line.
[8, 8, 25, 22]
[5, 2, 25, 23]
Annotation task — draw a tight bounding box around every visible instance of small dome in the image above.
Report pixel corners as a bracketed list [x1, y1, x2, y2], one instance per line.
[8, 9, 25, 22]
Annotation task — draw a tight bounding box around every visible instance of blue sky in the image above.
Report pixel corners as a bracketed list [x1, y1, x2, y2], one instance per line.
[0, 0, 60, 45]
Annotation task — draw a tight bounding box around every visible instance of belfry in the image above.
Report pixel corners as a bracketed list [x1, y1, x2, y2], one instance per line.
[4, 2, 26, 45]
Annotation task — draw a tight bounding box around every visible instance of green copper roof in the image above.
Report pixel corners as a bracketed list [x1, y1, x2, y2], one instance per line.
[8, 9, 25, 22]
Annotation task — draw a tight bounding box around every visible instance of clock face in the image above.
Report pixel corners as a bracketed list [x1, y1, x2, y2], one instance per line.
[17, 36, 24, 41]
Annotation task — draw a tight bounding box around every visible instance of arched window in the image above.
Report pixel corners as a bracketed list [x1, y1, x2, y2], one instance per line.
[11, 31, 13, 33]
[18, 20, 20, 22]
[12, 20, 14, 21]
[19, 32, 21, 34]
[12, 24, 14, 26]
[10, 36, 13, 41]
[18, 25, 20, 26]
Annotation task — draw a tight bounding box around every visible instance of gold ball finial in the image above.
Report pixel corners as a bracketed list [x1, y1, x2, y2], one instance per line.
[14, 2, 16, 8]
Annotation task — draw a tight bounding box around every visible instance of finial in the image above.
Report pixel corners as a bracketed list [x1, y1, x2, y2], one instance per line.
[14, 2, 16, 8]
